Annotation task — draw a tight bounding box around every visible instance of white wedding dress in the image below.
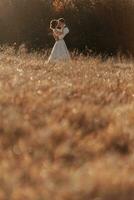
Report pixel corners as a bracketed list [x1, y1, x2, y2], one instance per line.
[47, 26, 71, 63]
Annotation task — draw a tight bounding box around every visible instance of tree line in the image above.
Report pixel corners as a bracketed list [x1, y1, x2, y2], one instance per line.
[0, 0, 134, 55]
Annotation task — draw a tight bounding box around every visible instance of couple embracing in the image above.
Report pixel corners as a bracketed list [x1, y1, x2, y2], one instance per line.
[47, 18, 71, 63]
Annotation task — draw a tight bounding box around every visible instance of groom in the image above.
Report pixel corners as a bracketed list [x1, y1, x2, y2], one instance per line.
[57, 18, 69, 39]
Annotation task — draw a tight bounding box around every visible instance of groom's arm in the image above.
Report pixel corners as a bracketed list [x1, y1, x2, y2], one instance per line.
[59, 27, 69, 39]
[63, 27, 69, 37]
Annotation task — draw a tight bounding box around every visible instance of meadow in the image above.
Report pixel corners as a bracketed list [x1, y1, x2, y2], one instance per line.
[0, 47, 134, 199]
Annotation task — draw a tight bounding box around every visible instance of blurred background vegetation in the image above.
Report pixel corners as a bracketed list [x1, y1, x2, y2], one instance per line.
[0, 0, 134, 55]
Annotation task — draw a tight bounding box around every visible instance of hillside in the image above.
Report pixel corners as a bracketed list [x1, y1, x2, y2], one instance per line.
[0, 48, 134, 199]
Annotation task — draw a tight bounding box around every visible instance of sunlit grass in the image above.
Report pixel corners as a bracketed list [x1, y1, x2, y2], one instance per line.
[0, 47, 134, 199]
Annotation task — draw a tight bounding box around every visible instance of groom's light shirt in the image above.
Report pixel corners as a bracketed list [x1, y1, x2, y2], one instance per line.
[59, 25, 69, 40]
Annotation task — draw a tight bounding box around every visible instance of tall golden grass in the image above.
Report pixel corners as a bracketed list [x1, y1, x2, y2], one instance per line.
[0, 47, 134, 199]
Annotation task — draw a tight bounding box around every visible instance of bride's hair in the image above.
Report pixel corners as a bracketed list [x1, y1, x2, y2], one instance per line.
[50, 20, 58, 30]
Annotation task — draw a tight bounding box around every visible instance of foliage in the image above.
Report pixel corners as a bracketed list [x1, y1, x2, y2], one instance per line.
[0, 0, 134, 54]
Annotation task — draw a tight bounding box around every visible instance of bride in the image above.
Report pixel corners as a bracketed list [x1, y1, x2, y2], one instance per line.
[47, 18, 71, 63]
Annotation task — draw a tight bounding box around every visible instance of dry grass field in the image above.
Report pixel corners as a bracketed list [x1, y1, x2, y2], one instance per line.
[0, 47, 134, 200]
